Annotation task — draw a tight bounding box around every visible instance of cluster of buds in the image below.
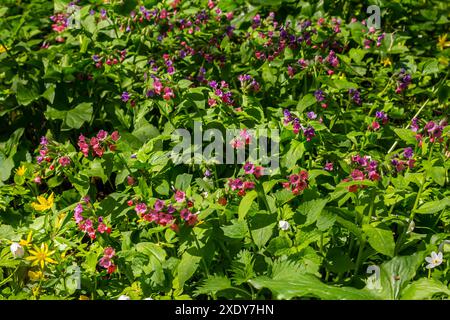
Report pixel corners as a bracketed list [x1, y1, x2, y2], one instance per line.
[74, 199, 111, 240]
[282, 171, 309, 195]
[348, 88, 362, 105]
[92, 50, 127, 68]
[283, 110, 316, 141]
[238, 74, 260, 92]
[391, 147, 415, 172]
[343, 155, 380, 192]
[395, 69, 412, 94]
[208, 80, 234, 106]
[314, 89, 328, 108]
[35, 136, 71, 173]
[98, 247, 117, 274]
[243, 162, 265, 178]
[413, 119, 447, 144]
[228, 178, 255, 197]
[50, 13, 68, 33]
[131, 192, 198, 231]
[78, 130, 120, 157]
[230, 129, 252, 149]
[370, 111, 389, 131]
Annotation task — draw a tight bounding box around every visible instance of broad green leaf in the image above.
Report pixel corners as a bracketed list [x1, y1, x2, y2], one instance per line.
[362, 225, 395, 257]
[400, 278, 450, 300]
[238, 190, 257, 220]
[296, 198, 328, 226]
[415, 197, 450, 214]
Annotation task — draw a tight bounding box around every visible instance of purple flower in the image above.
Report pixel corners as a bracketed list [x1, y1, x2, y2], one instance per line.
[306, 111, 317, 120]
[121, 91, 130, 102]
[303, 126, 315, 141]
[324, 162, 333, 171]
[40, 136, 48, 146]
[403, 147, 413, 159]
[411, 118, 419, 132]
[243, 162, 255, 174]
[154, 199, 165, 211]
[349, 89, 362, 105]
[314, 90, 325, 102]
[135, 203, 147, 215]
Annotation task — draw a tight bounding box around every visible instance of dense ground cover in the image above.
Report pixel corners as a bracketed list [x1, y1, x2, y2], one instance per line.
[0, 0, 449, 300]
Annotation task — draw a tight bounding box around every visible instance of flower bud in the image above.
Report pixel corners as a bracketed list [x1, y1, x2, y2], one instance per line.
[10, 242, 24, 258]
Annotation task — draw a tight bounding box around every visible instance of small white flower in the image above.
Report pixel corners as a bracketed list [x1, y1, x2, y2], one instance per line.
[278, 220, 290, 231]
[143, 297, 153, 300]
[202, 191, 208, 198]
[118, 295, 131, 300]
[10, 242, 24, 258]
[425, 251, 443, 269]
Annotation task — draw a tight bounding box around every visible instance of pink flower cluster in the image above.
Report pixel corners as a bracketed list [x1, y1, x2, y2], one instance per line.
[413, 119, 447, 144]
[228, 178, 255, 197]
[35, 136, 71, 172]
[132, 191, 198, 230]
[230, 129, 252, 149]
[391, 147, 415, 172]
[98, 247, 117, 274]
[50, 13, 68, 33]
[150, 77, 175, 100]
[243, 162, 264, 178]
[74, 200, 111, 240]
[282, 171, 309, 195]
[342, 155, 380, 192]
[78, 130, 120, 157]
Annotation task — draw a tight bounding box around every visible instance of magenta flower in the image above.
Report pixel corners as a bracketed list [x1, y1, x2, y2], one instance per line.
[135, 203, 147, 214]
[243, 162, 255, 174]
[58, 156, 71, 167]
[121, 91, 130, 102]
[175, 190, 186, 203]
[97, 130, 108, 140]
[154, 199, 165, 211]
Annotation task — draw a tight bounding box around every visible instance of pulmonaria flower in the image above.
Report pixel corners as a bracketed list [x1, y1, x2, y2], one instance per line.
[40, 136, 48, 146]
[278, 220, 290, 231]
[283, 171, 309, 195]
[403, 147, 414, 159]
[306, 111, 317, 120]
[411, 117, 420, 132]
[314, 89, 326, 102]
[134, 203, 147, 215]
[375, 110, 389, 124]
[302, 126, 316, 141]
[10, 243, 24, 258]
[121, 91, 130, 102]
[425, 251, 443, 269]
[74, 204, 84, 223]
[154, 199, 165, 211]
[287, 65, 296, 78]
[283, 109, 293, 125]
[254, 166, 264, 179]
[349, 89, 362, 105]
[326, 50, 339, 68]
[243, 162, 255, 174]
[58, 156, 71, 167]
[174, 190, 186, 203]
[163, 87, 175, 100]
[50, 13, 68, 33]
[324, 162, 334, 171]
[395, 69, 412, 93]
[99, 256, 112, 268]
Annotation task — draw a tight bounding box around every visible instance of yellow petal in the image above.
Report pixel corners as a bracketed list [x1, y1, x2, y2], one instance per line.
[45, 257, 57, 264]
[40, 260, 45, 269]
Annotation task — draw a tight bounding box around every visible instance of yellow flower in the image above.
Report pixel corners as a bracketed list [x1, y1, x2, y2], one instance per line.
[28, 270, 44, 281]
[16, 165, 27, 176]
[382, 57, 392, 67]
[19, 231, 33, 248]
[31, 193, 54, 211]
[26, 243, 57, 269]
[79, 295, 90, 300]
[437, 34, 450, 51]
[0, 45, 6, 53]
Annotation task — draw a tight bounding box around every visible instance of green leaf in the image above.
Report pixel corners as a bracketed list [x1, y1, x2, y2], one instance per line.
[194, 275, 233, 297]
[296, 94, 316, 113]
[64, 102, 92, 129]
[249, 261, 377, 300]
[16, 81, 39, 106]
[362, 225, 395, 257]
[221, 220, 249, 239]
[238, 190, 257, 220]
[136, 242, 166, 263]
[249, 213, 276, 249]
[177, 251, 201, 288]
[426, 166, 446, 186]
[296, 198, 328, 226]
[415, 197, 450, 214]
[393, 128, 416, 145]
[401, 278, 450, 300]
[282, 140, 304, 169]
[175, 173, 192, 191]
